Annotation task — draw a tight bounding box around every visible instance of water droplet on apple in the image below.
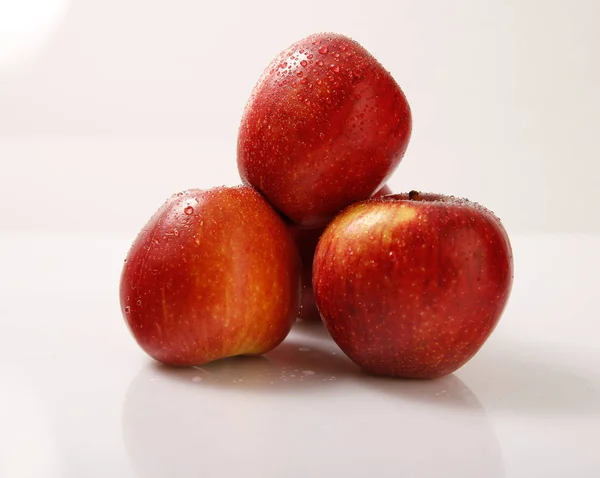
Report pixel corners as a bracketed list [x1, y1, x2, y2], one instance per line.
[318, 46, 328, 55]
[302, 370, 315, 375]
[124, 306, 131, 314]
[316, 60, 324, 67]
[173, 228, 179, 236]
[136, 299, 142, 306]
[184, 206, 194, 215]
[192, 376, 202, 382]
[298, 347, 311, 352]
[300, 60, 308, 67]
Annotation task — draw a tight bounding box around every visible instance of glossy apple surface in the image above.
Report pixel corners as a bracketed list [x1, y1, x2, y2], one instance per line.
[120, 186, 301, 366]
[313, 191, 513, 378]
[291, 185, 392, 322]
[238, 32, 411, 227]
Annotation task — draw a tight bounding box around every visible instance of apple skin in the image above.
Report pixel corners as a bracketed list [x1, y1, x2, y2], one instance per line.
[238, 32, 411, 228]
[313, 191, 513, 379]
[291, 185, 392, 322]
[120, 186, 302, 367]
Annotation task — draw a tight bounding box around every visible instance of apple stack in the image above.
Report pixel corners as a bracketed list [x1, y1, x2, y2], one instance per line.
[120, 33, 513, 379]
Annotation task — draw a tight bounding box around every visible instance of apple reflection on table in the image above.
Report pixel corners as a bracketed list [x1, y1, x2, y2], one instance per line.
[122, 330, 504, 478]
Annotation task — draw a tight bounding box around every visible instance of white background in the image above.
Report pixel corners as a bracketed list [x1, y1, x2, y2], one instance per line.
[1, 3, 600, 477]
[1, 0, 599, 235]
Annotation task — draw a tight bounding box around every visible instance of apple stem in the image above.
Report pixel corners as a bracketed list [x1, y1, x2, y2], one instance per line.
[409, 190, 420, 200]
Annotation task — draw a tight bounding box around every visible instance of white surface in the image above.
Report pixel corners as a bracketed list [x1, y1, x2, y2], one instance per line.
[1, 0, 600, 234]
[1, 1, 599, 476]
[0, 233, 598, 478]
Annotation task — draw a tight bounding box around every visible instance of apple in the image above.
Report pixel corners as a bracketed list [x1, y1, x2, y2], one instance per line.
[291, 184, 393, 322]
[238, 32, 411, 228]
[120, 186, 302, 367]
[313, 191, 513, 378]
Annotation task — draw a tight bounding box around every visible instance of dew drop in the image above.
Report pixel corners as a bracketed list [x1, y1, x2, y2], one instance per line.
[296, 71, 303, 77]
[136, 299, 142, 306]
[173, 228, 179, 236]
[318, 46, 328, 55]
[124, 306, 131, 314]
[331, 65, 340, 73]
[280, 62, 288, 68]
[184, 206, 194, 215]
[307, 54, 314, 59]
[300, 60, 308, 67]
[316, 60, 324, 67]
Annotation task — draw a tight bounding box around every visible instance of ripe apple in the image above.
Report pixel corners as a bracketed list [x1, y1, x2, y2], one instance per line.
[120, 186, 302, 366]
[313, 191, 513, 378]
[238, 32, 411, 228]
[291, 184, 392, 322]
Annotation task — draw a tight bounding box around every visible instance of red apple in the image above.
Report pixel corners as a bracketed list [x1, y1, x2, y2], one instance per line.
[238, 32, 411, 228]
[313, 191, 513, 378]
[291, 185, 393, 322]
[289, 226, 323, 321]
[120, 186, 302, 366]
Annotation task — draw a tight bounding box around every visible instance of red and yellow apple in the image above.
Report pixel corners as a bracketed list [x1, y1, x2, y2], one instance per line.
[120, 186, 302, 366]
[238, 32, 411, 228]
[313, 191, 513, 378]
[291, 185, 392, 322]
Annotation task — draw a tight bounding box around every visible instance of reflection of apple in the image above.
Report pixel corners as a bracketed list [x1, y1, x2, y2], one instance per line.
[314, 191, 513, 378]
[122, 351, 503, 478]
[120, 186, 301, 366]
[138, 338, 355, 391]
[238, 32, 411, 228]
[291, 185, 392, 322]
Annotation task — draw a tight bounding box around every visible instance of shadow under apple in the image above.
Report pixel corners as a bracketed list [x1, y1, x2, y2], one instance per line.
[144, 338, 359, 393]
[122, 339, 504, 478]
